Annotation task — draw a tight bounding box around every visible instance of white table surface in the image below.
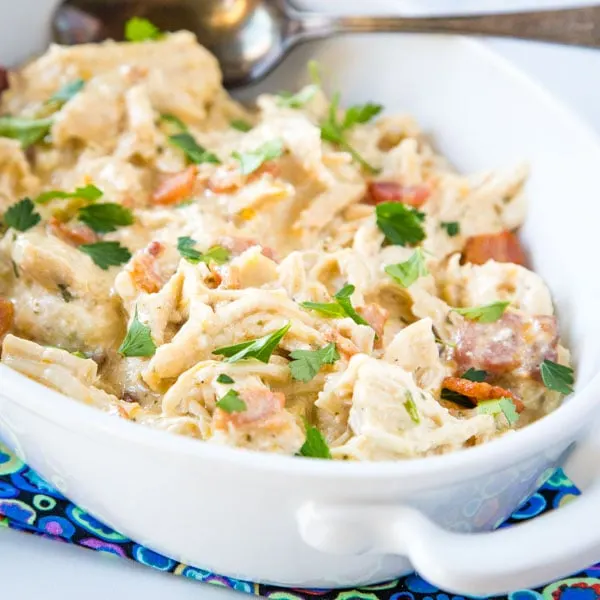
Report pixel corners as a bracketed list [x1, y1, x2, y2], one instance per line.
[2, 35, 600, 600]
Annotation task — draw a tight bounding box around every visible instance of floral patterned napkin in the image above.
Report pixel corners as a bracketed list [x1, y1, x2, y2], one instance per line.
[0, 441, 598, 599]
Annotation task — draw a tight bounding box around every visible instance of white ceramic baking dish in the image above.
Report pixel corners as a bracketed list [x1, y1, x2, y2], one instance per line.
[2, 1, 600, 596]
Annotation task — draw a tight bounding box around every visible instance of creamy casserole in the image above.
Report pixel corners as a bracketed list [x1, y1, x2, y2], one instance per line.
[0, 26, 574, 460]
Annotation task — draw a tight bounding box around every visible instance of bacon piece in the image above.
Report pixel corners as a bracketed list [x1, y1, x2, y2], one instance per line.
[47, 217, 98, 246]
[152, 166, 197, 205]
[442, 376, 524, 413]
[453, 312, 558, 378]
[218, 236, 277, 262]
[129, 241, 165, 294]
[463, 231, 526, 266]
[0, 298, 14, 340]
[323, 327, 360, 361]
[214, 388, 286, 430]
[364, 182, 430, 208]
[358, 303, 389, 340]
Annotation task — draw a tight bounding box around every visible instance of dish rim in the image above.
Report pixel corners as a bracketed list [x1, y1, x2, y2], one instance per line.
[3, 34, 600, 480]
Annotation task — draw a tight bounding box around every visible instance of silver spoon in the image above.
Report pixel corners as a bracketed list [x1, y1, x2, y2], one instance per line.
[53, 1, 600, 89]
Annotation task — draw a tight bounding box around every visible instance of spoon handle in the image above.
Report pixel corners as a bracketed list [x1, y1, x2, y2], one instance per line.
[297, 6, 600, 49]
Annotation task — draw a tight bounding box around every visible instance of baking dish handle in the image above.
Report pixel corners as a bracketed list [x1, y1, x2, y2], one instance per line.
[298, 480, 600, 596]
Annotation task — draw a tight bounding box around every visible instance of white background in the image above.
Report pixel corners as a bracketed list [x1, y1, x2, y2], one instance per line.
[2, 4, 600, 599]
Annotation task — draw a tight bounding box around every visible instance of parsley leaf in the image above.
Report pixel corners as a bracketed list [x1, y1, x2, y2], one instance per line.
[440, 387, 473, 408]
[2, 198, 41, 232]
[79, 241, 132, 270]
[36, 184, 103, 205]
[375, 202, 426, 246]
[233, 139, 284, 175]
[319, 92, 380, 174]
[298, 301, 346, 318]
[289, 343, 339, 383]
[462, 368, 487, 382]
[478, 397, 519, 426]
[176, 236, 230, 265]
[540, 360, 574, 395]
[0, 116, 53, 148]
[441, 221, 460, 237]
[213, 322, 291, 364]
[169, 133, 220, 165]
[453, 301, 510, 323]
[78, 203, 134, 233]
[118, 307, 157, 357]
[333, 284, 371, 328]
[48, 79, 85, 106]
[385, 248, 428, 288]
[125, 17, 162, 42]
[277, 85, 319, 109]
[160, 113, 187, 133]
[404, 391, 420, 424]
[216, 389, 247, 413]
[230, 119, 252, 132]
[343, 102, 383, 129]
[216, 374, 234, 384]
[300, 284, 371, 329]
[299, 421, 331, 459]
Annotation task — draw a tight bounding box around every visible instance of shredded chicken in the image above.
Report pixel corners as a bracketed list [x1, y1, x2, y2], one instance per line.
[0, 31, 571, 460]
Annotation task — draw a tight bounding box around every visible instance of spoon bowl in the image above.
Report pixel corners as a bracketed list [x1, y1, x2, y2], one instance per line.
[53, 0, 600, 88]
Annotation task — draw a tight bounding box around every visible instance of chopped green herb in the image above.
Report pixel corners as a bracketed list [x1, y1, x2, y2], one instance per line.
[277, 85, 319, 109]
[213, 322, 291, 364]
[375, 202, 426, 246]
[434, 336, 456, 349]
[10, 259, 19, 279]
[71, 351, 87, 359]
[118, 307, 157, 357]
[342, 102, 383, 129]
[57, 283, 74, 303]
[160, 113, 187, 132]
[48, 79, 85, 106]
[36, 184, 103, 205]
[300, 284, 371, 330]
[169, 133, 220, 165]
[478, 397, 519, 426]
[78, 203, 134, 233]
[333, 284, 371, 328]
[461, 368, 487, 382]
[299, 421, 331, 459]
[216, 374, 235, 384]
[79, 241, 132, 270]
[176, 236, 230, 265]
[0, 116, 53, 148]
[384, 248, 428, 288]
[298, 301, 346, 318]
[441, 221, 460, 237]
[440, 387, 473, 407]
[319, 92, 381, 174]
[2, 198, 41, 232]
[453, 301, 510, 323]
[124, 17, 162, 42]
[540, 360, 574, 395]
[216, 389, 247, 413]
[403, 391, 420, 424]
[230, 119, 252, 132]
[233, 139, 284, 175]
[289, 343, 340, 383]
